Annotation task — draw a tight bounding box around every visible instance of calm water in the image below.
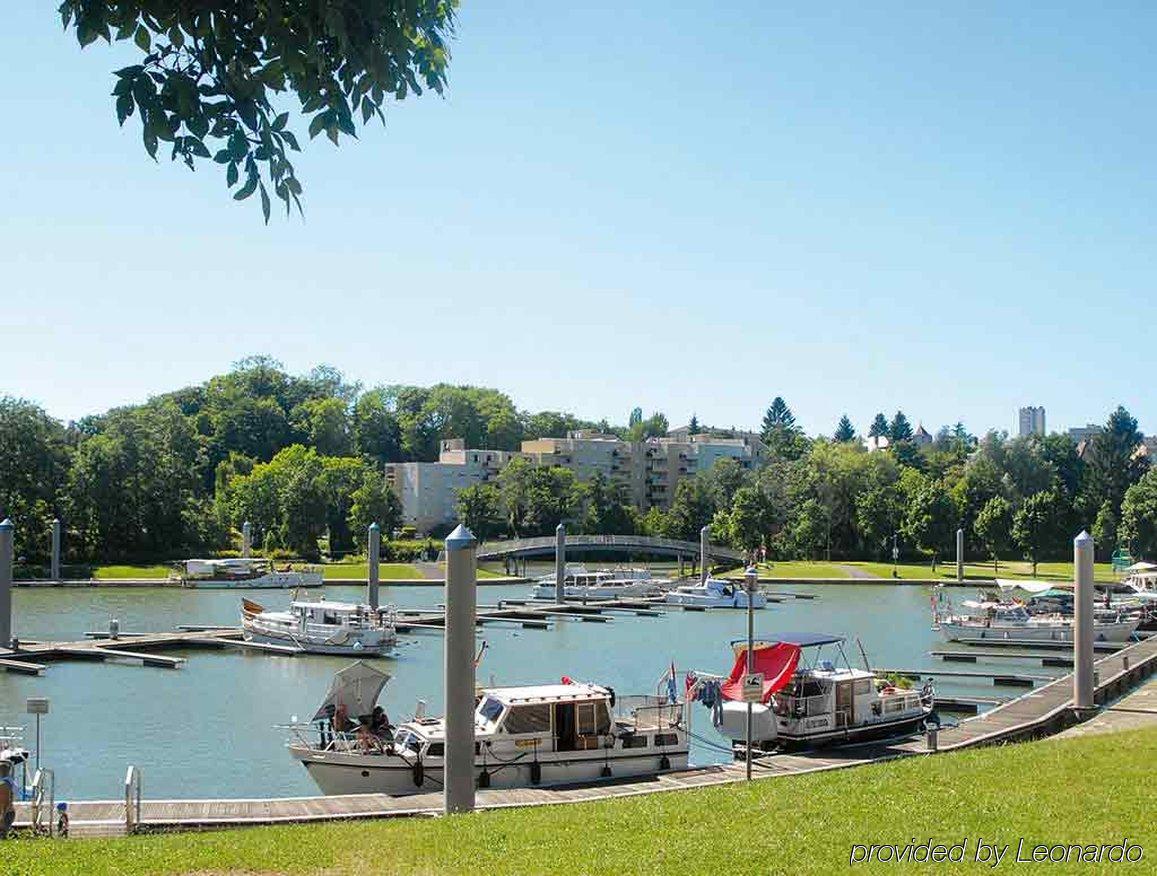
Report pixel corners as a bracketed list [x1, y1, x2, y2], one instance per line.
[1, 581, 1064, 801]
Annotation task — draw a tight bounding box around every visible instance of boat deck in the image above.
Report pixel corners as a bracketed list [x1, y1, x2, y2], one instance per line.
[13, 633, 1156, 837]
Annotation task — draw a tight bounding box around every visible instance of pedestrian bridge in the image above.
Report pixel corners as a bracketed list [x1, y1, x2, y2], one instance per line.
[475, 534, 744, 564]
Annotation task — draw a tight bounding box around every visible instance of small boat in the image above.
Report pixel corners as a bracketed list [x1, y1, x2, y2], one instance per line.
[933, 588, 1140, 643]
[691, 633, 935, 752]
[531, 564, 667, 600]
[665, 577, 767, 609]
[287, 662, 690, 795]
[241, 597, 397, 655]
[172, 558, 323, 589]
[0, 726, 32, 804]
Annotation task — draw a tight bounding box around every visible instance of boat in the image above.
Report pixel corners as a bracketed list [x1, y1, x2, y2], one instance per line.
[665, 577, 767, 609]
[531, 564, 668, 600]
[1120, 569, 1157, 604]
[0, 725, 32, 805]
[691, 633, 934, 752]
[932, 587, 1140, 643]
[241, 597, 397, 655]
[287, 662, 690, 796]
[171, 558, 323, 589]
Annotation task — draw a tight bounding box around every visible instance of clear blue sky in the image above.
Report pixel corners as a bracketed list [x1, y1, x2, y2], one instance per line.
[2, 3, 1153, 437]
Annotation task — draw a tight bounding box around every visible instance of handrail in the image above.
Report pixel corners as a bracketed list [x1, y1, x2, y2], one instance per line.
[124, 765, 142, 834]
[30, 768, 54, 836]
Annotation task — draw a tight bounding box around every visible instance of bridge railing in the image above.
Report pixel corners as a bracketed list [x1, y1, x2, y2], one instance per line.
[476, 534, 743, 562]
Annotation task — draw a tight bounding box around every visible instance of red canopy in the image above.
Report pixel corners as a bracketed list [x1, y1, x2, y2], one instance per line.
[721, 642, 801, 704]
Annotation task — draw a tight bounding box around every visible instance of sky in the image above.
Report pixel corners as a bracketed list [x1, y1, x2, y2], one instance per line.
[2, 3, 1155, 438]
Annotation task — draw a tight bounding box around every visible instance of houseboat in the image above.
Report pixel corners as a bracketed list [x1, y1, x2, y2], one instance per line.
[171, 558, 323, 589]
[665, 577, 767, 609]
[531, 564, 668, 600]
[241, 597, 397, 656]
[932, 587, 1139, 643]
[693, 633, 935, 751]
[287, 662, 689, 795]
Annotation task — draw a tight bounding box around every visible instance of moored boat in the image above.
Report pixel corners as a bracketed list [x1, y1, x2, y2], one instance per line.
[531, 564, 668, 600]
[932, 587, 1139, 643]
[172, 558, 323, 589]
[242, 597, 397, 655]
[665, 577, 767, 609]
[287, 662, 689, 795]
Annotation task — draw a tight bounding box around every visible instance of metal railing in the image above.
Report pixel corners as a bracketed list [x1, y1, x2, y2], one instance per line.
[29, 768, 54, 836]
[124, 765, 142, 834]
[476, 534, 744, 563]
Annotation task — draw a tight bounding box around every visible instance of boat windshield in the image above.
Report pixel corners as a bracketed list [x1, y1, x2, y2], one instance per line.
[477, 696, 504, 723]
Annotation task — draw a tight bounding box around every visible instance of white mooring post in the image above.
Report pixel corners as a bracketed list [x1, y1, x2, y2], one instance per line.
[444, 524, 477, 814]
[0, 519, 13, 649]
[241, 521, 252, 558]
[554, 523, 565, 603]
[744, 565, 757, 781]
[955, 528, 964, 583]
[50, 518, 62, 582]
[700, 525, 710, 583]
[367, 522, 381, 610]
[1073, 531, 1095, 711]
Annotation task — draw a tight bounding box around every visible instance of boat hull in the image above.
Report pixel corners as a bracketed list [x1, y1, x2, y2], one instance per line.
[530, 584, 659, 600]
[242, 627, 393, 656]
[290, 746, 689, 796]
[184, 571, 324, 590]
[938, 617, 1139, 643]
[665, 592, 768, 609]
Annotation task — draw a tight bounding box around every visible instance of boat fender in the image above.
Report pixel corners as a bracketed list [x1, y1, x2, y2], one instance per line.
[606, 686, 616, 708]
[477, 768, 491, 789]
[412, 759, 424, 787]
[530, 760, 542, 785]
[659, 754, 670, 771]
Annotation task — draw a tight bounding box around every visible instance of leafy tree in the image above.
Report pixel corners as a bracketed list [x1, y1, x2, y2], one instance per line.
[495, 459, 580, 537]
[1120, 470, 1157, 559]
[761, 397, 796, 439]
[0, 398, 72, 564]
[974, 495, 1014, 575]
[628, 408, 643, 428]
[291, 397, 351, 457]
[351, 389, 402, 465]
[889, 411, 913, 443]
[855, 485, 903, 560]
[833, 415, 856, 443]
[760, 397, 807, 460]
[626, 411, 668, 443]
[688, 415, 700, 436]
[578, 473, 636, 535]
[455, 483, 504, 541]
[660, 478, 717, 542]
[703, 457, 749, 510]
[1092, 500, 1118, 561]
[720, 485, 778, 553]
[347, 470, 402, 549]
[61, 0, 457, 220]
[1085, 406, 1148, 518]
[1012, 490, 1066, 577]
[868, 413, 889, 439]
[902, 478, 956, 569]
[523, 411, 592, 440]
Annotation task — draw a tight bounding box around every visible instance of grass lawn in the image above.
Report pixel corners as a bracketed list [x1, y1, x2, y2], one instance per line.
[724, 561, 853, 579]
[90, 564, 172, 580]
[9, 727, 1153, 875]
[321, 563, 423, 580]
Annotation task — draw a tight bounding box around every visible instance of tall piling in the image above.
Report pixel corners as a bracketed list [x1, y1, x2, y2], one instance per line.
[444, 524, 478, 814]
[700, 526, 709, 583]
[0, 519, 13, 649]
[241, 521, 252, 558]
[51, 518, 62, 582]
[955, 528, 964, 583]
[555, 523, 566, 603]
[367, 522, 381, 610]
[1073, 530, 1095, 710]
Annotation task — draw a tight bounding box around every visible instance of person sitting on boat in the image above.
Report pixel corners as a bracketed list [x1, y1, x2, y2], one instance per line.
[333, 703, 354, 734]
[370, 705, 391, 738]
[355, 720, 384, 754]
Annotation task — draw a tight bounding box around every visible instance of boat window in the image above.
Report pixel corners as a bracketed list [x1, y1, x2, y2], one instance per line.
[502, 703, 552, 734]
[323, 613, 339, 625]
[575, 702, 598, 736]
[853, 679, 872, 695]
[478, 697, 504, 723]
[426, 743, 444, 757]
[653, 732, 678, 747]
[622, 734, 647, 749]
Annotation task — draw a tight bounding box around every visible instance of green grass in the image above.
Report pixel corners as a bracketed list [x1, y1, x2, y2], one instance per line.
[724, 561, 853, 579]
[90, 564, 172, 580]
[8, 727, 1154, 875]
[321, 563, 423, 580]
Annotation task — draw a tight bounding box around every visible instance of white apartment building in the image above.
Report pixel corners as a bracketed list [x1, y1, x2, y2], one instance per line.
[1018, 406, 1046, 437]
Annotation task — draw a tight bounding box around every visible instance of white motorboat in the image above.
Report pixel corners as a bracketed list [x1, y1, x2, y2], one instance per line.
[288, 662, 690, 796]
[531, 564, 667, 600]
[692, 633, 935, 751]
[1120, 570, 1157, 604]
[0, 726, 32, 807]
[242, 597, 397, 655]
[666, 577, 767, 609]
[172, 558, 323, 589]
[932, 589, 1139, 643]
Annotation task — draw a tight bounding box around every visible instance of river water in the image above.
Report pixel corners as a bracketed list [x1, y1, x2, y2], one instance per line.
[1, 580, 1064, 801]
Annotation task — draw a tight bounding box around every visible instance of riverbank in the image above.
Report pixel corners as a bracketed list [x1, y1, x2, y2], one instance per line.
[7, 726, 1153, 875]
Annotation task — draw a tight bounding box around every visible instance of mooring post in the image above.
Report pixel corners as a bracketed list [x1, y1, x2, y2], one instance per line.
[50, 518, 62, 582]
[745, 565, 757, 781]
[241, 521, 252, 559]
[555, 523, 565, 603]
[0, 519, 13, 649]
[444, 524, 477, 814]
[955, 528, 964, 583]
[1073, 531, 1095, 711]
[700, 525, 709, 583]
[367, 522, 381, 610]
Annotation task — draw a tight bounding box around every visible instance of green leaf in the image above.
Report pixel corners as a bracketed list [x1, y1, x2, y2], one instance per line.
[134, 25, 150, 52]
[226, 162, 239, 188]
[281, 131, 300, 152]
[168, 26, 184, 48]
[234, 173, 258, 201]
[116, 92, 134, 126]
[143, 127, 158, 160]
[307, 112, 327, 140]
[272, 112, 288, 131]
[259, 183, 271, 223]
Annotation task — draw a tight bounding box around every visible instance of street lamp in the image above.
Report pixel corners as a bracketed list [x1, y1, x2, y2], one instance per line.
[744, 565, 758, 781]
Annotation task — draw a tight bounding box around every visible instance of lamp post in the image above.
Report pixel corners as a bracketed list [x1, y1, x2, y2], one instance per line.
[744, 564, 757, 781]
[892, 532, 899, 578]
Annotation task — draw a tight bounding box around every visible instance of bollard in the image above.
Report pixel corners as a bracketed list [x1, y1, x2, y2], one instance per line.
[1123, 655, 1130, 672]
[51, 519, 62, 582]
[926, 726, 939, 751]
[554, 523, 565, 603]
[367, 523, 381, 610]
[700, 526, 710, 583]
[109, 618, 120, 640]
[0, 519, 13, 649]
[1073, 531, 1095, 710]
[443, 524, 477, 814]
[955, 528, 964, 583]
[241, 521, 252, 558]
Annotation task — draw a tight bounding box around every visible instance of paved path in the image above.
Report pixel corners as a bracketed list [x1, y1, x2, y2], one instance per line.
[1054, 675, 1157, 740]
[835, 564, 879, 580]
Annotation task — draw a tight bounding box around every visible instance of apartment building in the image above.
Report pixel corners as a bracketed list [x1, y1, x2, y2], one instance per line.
[1018, 406, 1047, 437]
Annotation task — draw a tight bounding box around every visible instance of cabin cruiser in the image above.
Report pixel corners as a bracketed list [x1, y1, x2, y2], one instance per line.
[172, 558, 323, 589]
[531, 564, 668, 600]
[691, 634, 934, 751]
[1120, 570, 1157, 604]
[932, 587, 1140, 643]
[0, 726, 32, 804]
[287, 662, 689, 796]
[666, 577, 767, 609]
[242, 597, 397, 655]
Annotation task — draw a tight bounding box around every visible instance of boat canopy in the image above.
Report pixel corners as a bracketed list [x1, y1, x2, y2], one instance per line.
[183, 558, 266, 574]
[995, 578, 1068, 595]
[1125, 562, 1157, 572]
[312, 661, 392, 721]
[721, 642, 802, 704]
[730, 632, 844, 649]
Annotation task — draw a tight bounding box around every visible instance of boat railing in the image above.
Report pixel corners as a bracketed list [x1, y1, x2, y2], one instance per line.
[615, 695, 682, 731]
[29, 768, 54, 836]
[124, 765, 142, 834]
[772, 692, 828, 718]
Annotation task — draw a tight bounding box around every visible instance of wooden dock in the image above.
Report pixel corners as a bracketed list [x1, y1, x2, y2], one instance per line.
[13, 633, 1157, 837]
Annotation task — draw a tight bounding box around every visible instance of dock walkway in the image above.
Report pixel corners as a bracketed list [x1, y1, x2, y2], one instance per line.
[12, 634, 1157, 837]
